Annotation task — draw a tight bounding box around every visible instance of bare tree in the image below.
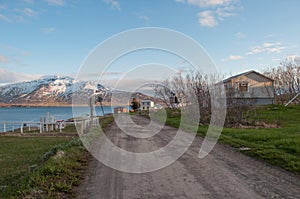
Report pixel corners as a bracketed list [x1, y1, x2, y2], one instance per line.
[153, 80, 175, 109]
[225, 84, 256, 127]
[185, 71, 212, 125]
[264, 56, 300, 104]
[154, 70, 259, 127]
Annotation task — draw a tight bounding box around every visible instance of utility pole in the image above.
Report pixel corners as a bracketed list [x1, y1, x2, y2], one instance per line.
[89, 96, 94, 121]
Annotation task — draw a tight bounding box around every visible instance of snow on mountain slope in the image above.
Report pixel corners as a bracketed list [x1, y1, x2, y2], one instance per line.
[0, 76, 109, 104]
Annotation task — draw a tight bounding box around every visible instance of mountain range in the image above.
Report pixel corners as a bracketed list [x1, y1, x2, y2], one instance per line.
[0, 76, 161, 106]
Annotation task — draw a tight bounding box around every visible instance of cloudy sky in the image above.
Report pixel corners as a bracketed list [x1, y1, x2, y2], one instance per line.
[0, 0, 300, 87]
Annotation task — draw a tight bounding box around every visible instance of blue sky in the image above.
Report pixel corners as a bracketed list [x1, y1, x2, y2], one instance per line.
[0, 0, 300, 87]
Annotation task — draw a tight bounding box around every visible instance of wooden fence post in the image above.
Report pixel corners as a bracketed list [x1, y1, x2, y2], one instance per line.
[81, 120, 84, 134]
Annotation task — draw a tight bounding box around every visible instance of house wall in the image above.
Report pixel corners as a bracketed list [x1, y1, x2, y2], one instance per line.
[141, 101, 154, 110]
[233, 98, 274, 106]
[255, 98, 274, 105]
[228, 73, 274, 99]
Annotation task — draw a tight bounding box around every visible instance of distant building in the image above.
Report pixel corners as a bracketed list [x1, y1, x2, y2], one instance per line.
[153, 104, 163, 110]
[223, 70, 275, 105]
[114, 107, 127, 113]
[141, 100, 154, 110]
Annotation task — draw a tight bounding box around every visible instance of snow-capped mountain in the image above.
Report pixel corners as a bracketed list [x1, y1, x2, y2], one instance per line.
[0, 76, 109, 105]
[0, 75, 164, 106]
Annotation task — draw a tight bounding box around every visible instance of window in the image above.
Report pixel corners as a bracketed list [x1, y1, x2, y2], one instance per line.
[238, 82, 248, 92]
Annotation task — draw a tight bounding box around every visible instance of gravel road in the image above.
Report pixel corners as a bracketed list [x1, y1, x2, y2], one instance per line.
[75, 115, 300, 199]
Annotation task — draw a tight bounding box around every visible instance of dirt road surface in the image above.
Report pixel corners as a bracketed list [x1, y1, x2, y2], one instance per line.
[75, 115, 300, 199]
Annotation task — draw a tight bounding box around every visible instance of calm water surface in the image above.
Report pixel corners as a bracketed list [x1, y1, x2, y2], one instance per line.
[0, 106, 115, 131]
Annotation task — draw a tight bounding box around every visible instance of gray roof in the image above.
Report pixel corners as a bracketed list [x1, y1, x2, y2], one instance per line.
[223, 70, 274, 83]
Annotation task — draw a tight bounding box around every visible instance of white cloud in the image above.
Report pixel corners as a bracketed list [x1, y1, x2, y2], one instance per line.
[183, 0, 241, 27]
[178, 0, 233, 8]
[222, 55, 243, 62]
[228, 55, 243, 60]
[216, 5, 237, 18]
[271, 55, 300, 63]
[0, 69, 41, 84]
[286, 54, 300, 60]
[198, 11, 218, 27]
[44, 0, 64, 6]
[41, 27, 56, 33]
[0, 14, 10, 22]
[22, 8, 38, 17]
[247, 42, 286, 55]
[0, 54, 8, 63]
[104, 0, 121, 11]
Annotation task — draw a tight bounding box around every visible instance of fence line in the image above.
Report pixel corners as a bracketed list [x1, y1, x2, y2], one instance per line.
[0, 118, 98, 134]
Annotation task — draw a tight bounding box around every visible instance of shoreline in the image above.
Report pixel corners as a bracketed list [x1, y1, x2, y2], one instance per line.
[0, 103, 129, 108]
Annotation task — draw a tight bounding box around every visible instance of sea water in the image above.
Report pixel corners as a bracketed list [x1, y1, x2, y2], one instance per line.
[0, 106, 115, 132]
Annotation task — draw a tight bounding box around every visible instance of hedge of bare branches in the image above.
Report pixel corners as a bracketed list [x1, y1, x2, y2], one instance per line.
[264, 56, 300, 105]
[154, 71, 256, 127]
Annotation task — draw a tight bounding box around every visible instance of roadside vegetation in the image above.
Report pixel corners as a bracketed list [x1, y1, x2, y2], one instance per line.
[0, 116, 114, 198]
[0, 136, 72, 198]
[220, 105, 300, 173]
[157, 105, 300, 173]
[150, 56, 300, 173]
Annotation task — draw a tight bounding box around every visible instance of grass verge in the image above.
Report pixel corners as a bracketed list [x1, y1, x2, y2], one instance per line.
[155, 105, 300, 173]
[0, 115, 114, 198]
[219, 105, 300, 173]
[0, 136, 72, 198]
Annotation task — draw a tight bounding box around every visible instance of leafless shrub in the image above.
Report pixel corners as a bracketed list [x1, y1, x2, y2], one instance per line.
[264, 56, 300, 104]
[154, 70, 256, 127]
[225, 87, 256, 127]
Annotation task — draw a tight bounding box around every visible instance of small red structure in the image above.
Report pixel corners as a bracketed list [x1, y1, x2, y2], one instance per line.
[114, 107, 127, 114]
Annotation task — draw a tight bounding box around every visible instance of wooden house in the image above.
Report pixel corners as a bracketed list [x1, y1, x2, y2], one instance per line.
[223, 70, 275, 105]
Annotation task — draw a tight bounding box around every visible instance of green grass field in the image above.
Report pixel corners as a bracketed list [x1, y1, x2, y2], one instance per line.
[219, 105, 300, 173]
[159, 105, 300, 173]
[0, 116, 114, 198]
[0, 136, 71, 197]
